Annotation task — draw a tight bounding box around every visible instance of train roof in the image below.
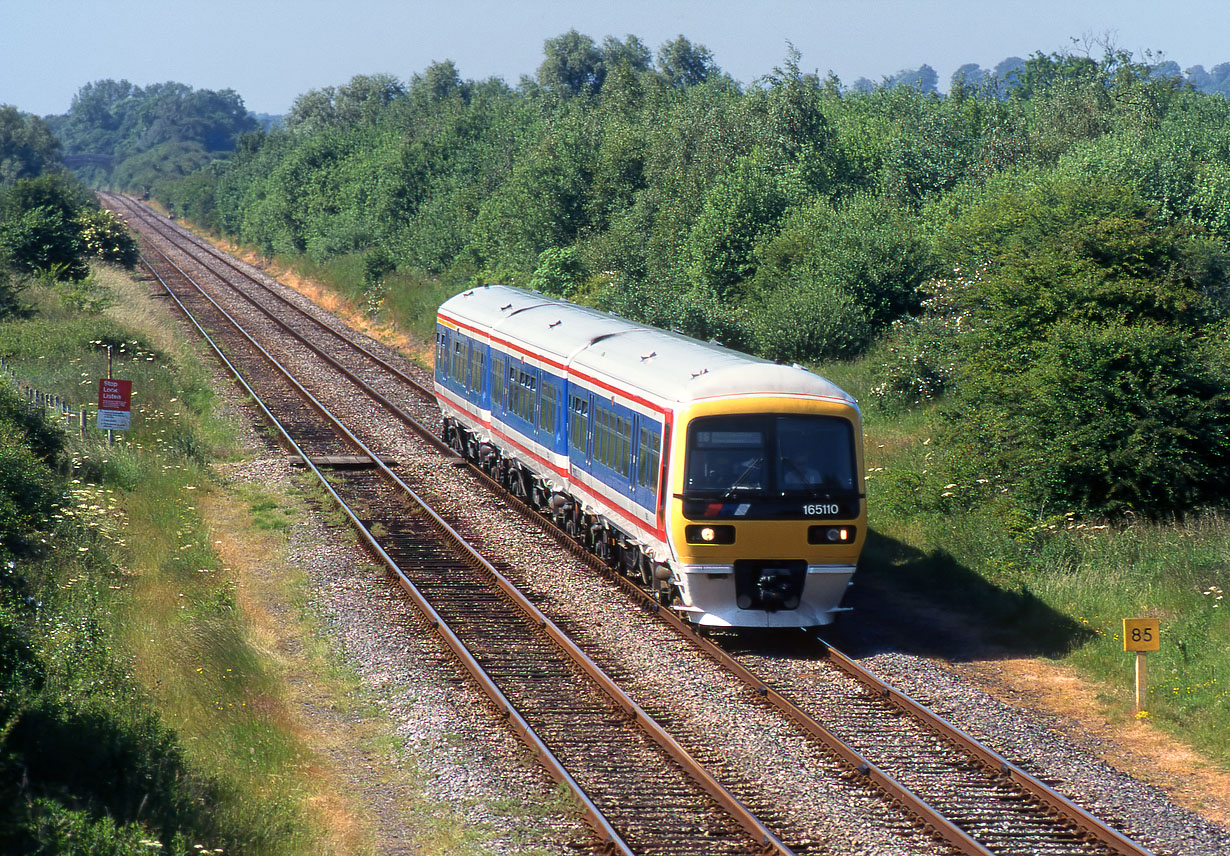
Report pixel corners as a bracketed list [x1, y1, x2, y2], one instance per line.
[439, 285, 857, 409]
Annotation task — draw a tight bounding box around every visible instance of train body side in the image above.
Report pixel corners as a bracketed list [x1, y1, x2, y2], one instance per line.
[433, 285, 866, 628]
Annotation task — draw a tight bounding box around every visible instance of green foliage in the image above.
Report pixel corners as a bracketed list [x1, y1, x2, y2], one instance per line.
[0, 206, 87, 281]
[686, 151, 788, 298]
[530, 246, 587, 297]
[0, 388, 63, 553]
[937, 174, 1230, 517]
[745, 274, 871, 362]
[0, 173, 108, 286]
[656, 35, 718, 88]
[75, 208, 139, 267]
[51, 79, 256, 190]
[537, 30, 607, 97]
[0, 106, 61, 186]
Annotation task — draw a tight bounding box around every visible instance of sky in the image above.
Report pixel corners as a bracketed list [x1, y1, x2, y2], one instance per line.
[4, 1, 1230, 117]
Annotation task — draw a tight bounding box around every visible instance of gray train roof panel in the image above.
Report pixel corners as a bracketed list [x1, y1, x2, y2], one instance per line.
[572, 329, 854, 405]
[441, 285, 639, 362]
[440, 285, 856, 408]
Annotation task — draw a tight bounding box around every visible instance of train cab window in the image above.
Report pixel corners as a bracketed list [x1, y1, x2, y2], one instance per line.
[435, 332, 447, 376]
[685, 416, 766, 494]
[776, 416, 856, 494]
[569, 395, 589, 454]
[684, 414, 856, 496]
[638, 425, 661, 489]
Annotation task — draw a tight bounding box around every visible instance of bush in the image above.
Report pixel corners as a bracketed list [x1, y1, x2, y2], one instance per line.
[746, 275, 871, 362]
[0, 387, 63, 552]
[0, 206, 87, 281]
[529, 245, 587, 297]
[76, 208, 139, 268]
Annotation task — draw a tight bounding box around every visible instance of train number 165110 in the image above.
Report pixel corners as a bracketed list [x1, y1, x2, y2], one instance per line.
[803, 503, 840, 516]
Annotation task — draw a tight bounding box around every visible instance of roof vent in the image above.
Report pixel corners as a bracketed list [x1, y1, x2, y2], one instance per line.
[690, 368, 709, 378]
[500, 302, 512, 311]
[640, 351, 657, 361]
[549, 320, 562, 328]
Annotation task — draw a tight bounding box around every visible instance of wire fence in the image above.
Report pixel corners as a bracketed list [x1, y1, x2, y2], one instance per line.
[1, 355, 91, 439]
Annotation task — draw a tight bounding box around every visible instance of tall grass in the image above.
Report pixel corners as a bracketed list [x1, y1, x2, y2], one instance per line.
[0, 268, 326, 853]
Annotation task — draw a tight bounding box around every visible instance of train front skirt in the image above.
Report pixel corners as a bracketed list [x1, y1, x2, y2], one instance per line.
[671, 563, 857, 627]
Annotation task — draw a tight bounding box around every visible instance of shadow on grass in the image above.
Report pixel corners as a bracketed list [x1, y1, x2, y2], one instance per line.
[832, 529, 1094, 661]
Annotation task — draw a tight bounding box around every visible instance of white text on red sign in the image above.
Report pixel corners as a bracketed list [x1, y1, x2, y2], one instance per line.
[98, 379, 133, 411]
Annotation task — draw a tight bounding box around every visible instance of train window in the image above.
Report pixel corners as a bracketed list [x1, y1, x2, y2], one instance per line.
[469, 345, 484, 394]
[451, 339, 466, 386]
[492, 354, 505, 408]
[569, 395, 589, 453]
[595, 407, 607, 466]
[638, 425, 661, 489]
[436, 331, 446, 376]
[539, 380, 558, 433]
[775, 415, 856, 493]
[510, 367, 536, 423]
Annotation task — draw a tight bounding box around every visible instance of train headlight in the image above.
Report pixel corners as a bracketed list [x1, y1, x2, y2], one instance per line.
[807, 525, 857, 545]
[686, 524, 735, 544]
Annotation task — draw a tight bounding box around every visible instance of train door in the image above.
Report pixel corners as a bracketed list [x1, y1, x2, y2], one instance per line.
[567, 387, 591, 473]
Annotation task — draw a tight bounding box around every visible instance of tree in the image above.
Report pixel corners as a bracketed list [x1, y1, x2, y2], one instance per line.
[936, 173, 1230, 516]
[656, 36, 717, 88]
[537, 31, 606, 97]
[886, 64, 939, 94]
[0, 207, 87, 281]
[530, 246, 587, 296]
[0, 107, 60, 186]
[761, 45, 831, 165]
[410, 60, 468, 105]
[600, 35, 652, 75]
[951, 63, 987, 90]
[686, 152, 787, 298]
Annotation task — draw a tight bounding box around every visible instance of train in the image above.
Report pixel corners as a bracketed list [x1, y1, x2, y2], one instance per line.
[433, 285, 866, 628]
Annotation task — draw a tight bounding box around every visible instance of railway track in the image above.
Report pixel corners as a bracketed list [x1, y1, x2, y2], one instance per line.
[104, 193, 1160, 856]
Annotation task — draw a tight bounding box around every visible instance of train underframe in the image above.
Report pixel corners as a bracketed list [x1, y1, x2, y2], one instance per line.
[442, 418, 678, 605]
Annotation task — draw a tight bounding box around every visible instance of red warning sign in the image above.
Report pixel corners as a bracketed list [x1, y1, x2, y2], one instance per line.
[98, 378, 132, 411]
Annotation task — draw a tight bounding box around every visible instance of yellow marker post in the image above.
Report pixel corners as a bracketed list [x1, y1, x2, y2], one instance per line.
[1123, 618, 1160, 713]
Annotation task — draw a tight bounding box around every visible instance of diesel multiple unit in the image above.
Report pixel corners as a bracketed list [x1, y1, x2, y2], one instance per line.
[434, 285, 866, 628]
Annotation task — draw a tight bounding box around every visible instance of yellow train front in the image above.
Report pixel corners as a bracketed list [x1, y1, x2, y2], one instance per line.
[661, 372, 865, 628]
[435, 285, 866, 629]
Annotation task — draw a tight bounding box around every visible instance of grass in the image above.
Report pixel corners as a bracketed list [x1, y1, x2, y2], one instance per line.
[3, 264, 583, 854]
